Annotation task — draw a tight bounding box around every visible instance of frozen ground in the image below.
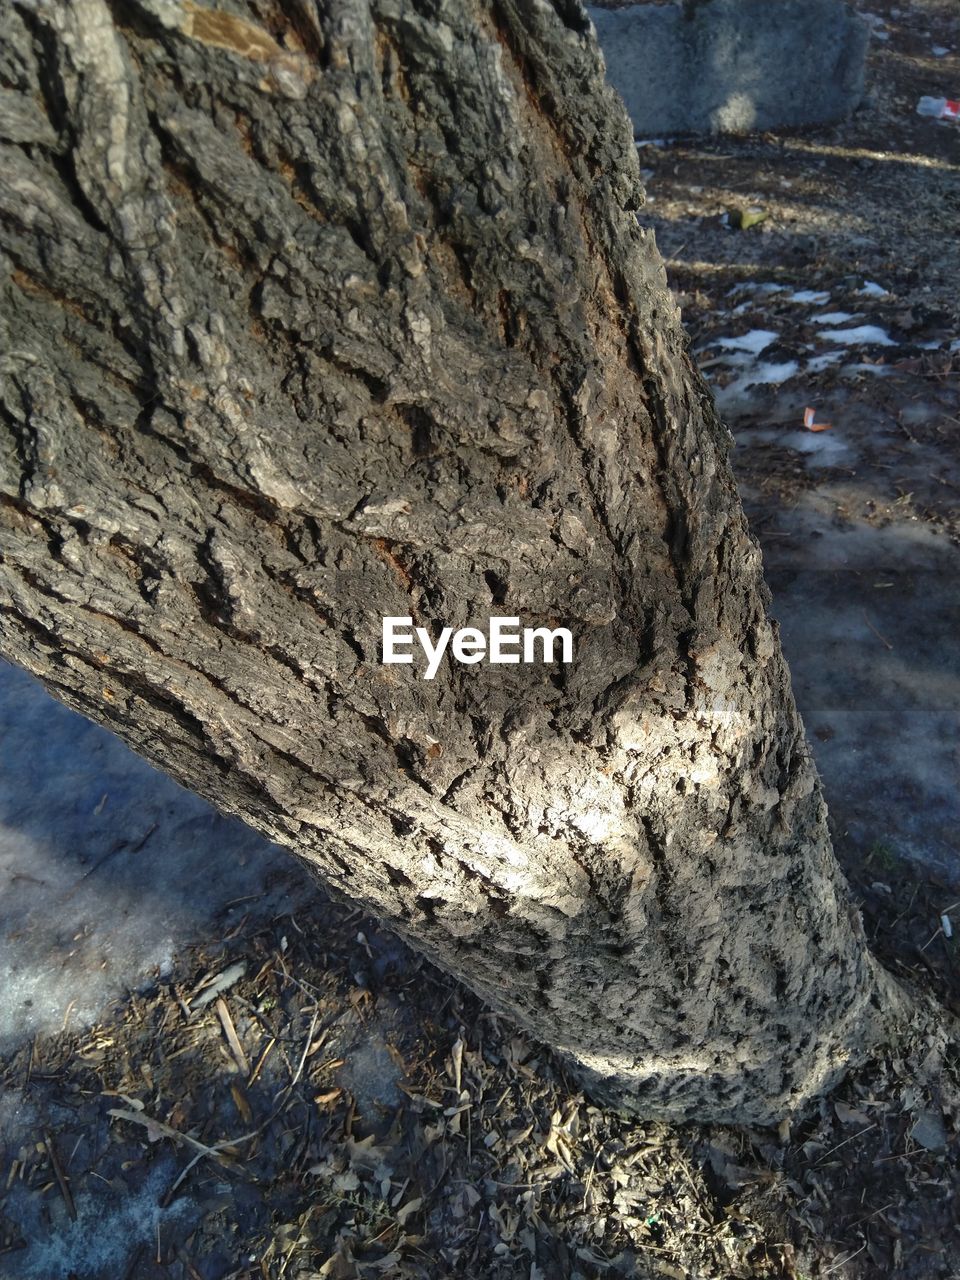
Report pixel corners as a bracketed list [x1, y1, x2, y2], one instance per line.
[0, 660, 316, 1053]
[759, 496, 960, 889]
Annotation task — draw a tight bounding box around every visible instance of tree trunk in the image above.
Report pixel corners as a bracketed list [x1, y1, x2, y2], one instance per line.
[0, 0, 902, 1125]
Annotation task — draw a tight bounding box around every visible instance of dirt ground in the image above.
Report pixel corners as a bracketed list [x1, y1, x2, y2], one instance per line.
[1, 2, 959, 1278]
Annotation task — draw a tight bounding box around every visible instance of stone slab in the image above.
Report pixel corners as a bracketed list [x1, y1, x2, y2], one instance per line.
[590, 0, 870, 136]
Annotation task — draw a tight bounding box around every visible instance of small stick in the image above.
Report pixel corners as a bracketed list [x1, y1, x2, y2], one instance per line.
[247, 1037, 277, 1088]
[163, 1150, 207, 1203]
[815, 1122, 877, 1163]
[216, 998, 250, 1076]
[290, 1009, 320, 1091]
[106, 1107, 230, 1163]
[278, 1205, 315, 1277]
[862, 610, 893, 650]
[180, 1256, 205, 1280]
[43, 1129, 77, 1222]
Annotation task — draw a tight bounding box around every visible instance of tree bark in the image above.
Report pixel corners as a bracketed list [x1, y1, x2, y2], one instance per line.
[0, 0, 902, 1124]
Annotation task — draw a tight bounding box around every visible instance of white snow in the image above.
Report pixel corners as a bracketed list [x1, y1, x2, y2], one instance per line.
[4, 1150, 198, 1279]
[726, 282, 787, 298]
[807, 351, 846, 373]
[859, 281, 889, 297]
[745, 360, 800, 384]
[713, 361, 800, 411]
[0, 660, 317, 1053]
[780, 430, 850, 461]
[813, 311, 861, 325]
[821, 325, 896, 346]
[709, 351, 752, 369]
[714, 329, 778, 354]
[932, 46, 949, 56]
[841, 362, 893, 377]
[789, 289, 831, 304]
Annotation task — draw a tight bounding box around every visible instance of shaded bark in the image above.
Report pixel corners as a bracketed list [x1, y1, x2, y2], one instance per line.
[0, 0, 902, 1123]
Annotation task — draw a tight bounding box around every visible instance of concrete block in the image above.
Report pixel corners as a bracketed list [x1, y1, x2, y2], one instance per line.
[589, 0, 870, 136]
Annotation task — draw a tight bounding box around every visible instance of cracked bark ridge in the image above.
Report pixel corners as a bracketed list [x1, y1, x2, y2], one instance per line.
[0, 0, 903, 1124]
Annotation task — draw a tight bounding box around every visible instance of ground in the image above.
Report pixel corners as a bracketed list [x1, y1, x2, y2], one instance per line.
[1, 1, 958, 1277]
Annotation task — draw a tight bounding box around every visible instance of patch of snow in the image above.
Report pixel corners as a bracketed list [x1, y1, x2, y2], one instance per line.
[5, 1153, 199, 1279]
[0, 661, 317, 1054]
[703, 350, 754, 369]
[821, 325, 896, 346]
[901, 402, 941, 426]
[813, 311, 861, 325]
[807, 352, 846, 373]
[753, 496, 960, 888]
[714, 329, 778, 354]
[788, 289, 831, 304]
[951, 339, 960, 353]
[841, 363, 893, 378]
[713, 361, 800, 411]
[859, 281, 889, 297]
[0, 1086, 38, 1145]
[862, 12, 890, 41]
[725, 282, 787, 298]
[747, 361, 800, 385]
[779, 430, 851, 461]
[932, 46, 949, 57]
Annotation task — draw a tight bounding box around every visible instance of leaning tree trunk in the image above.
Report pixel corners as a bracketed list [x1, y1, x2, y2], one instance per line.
[0, 0, 902, 1124]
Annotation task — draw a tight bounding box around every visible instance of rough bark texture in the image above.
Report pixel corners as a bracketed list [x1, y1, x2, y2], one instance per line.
[0, 0, 900, 1124]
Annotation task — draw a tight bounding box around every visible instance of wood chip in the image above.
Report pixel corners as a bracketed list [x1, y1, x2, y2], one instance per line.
[216, 997, 250, 1075]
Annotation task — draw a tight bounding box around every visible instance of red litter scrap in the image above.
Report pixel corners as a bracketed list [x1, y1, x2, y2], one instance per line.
[916, 95, 960, 121]
[804, 407, 832, 432]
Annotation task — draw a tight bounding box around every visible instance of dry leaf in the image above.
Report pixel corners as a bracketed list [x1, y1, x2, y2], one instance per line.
[230, 1084, 253, 1125]
[396, 1196, 423, 1225]
[834, 1100, 870, 1127]
[450, 1036, 464, 1093]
